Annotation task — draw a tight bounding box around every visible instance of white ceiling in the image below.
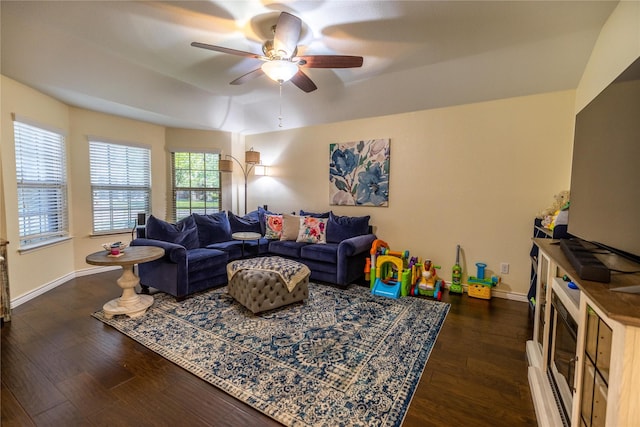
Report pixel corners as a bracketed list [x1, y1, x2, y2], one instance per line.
[1, 1, 617, 135]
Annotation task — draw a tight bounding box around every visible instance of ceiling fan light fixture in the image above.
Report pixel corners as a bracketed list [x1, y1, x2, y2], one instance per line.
[261, 60, 298, 83]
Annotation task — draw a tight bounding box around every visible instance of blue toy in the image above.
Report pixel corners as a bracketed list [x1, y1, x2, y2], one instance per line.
[371, 255, 411, 299]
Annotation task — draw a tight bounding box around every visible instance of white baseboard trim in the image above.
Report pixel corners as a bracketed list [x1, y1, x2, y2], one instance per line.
[492, 287, 528, 302]
[12, 270, 528, 308]
[75, 265, 119, 277]
[444, 281, 528, 302]
[11, 265, 119, 309]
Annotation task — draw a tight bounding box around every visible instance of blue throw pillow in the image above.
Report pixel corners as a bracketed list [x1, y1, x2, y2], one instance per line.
[228, 211, 262, 234]
[146, 215, 200, 249]
[299, 209, 331, 218]
[193, 212, 232, 246]
[244, 209, 261, 223]
[326, 212, 370, 243]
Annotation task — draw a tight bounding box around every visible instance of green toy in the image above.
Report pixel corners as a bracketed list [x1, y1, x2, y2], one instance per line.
[450, 244, 463, 294]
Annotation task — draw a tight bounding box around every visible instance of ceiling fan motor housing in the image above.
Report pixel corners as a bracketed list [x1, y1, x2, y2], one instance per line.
[262, 40, 297, 60]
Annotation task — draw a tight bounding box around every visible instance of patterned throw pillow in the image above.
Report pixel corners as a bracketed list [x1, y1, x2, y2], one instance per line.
[264, 214, 283, 239]
[296, 216, 327, 244]
[257, 206, 276, 235]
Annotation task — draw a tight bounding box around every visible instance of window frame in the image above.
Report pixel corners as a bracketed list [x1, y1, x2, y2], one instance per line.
[88, 137, 151, 235]
[12, 114, 69, 250]
[170, 150, 223, 222]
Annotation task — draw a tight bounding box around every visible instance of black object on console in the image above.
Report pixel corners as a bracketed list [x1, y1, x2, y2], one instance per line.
[560, 239, 610, 283]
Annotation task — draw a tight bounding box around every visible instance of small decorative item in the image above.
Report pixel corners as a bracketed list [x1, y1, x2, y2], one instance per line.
[329, 139, 390, 206]
[102, 242, 128, 253]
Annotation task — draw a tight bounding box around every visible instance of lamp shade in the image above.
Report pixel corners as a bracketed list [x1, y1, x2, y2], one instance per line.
[245, 150, 260, 164]
[219, 159, 233, 172]
[261, 60, 298, 83]
[254, 165, 268, 176]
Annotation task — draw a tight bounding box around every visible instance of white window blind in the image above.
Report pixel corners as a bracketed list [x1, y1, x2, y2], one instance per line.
[171, 151, 222, 221]
[89, 140, 150, 233]
[13, 119, 69, 247]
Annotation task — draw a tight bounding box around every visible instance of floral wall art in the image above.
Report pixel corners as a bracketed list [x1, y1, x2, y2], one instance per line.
[329, 139, 390, 206]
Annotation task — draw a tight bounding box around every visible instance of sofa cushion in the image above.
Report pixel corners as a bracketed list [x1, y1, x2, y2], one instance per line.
[297, 216, 328, 244]
[326, 212, 370, 243]
[205, 240, 243, 260]
[268, 240, 308, 258]
[186, 248, 228, 273]
[228, 211, 262, 234]
[265, 214, 283, 239]
[299, 209, 331, 218]
[194, 212, 232, 246]
[146, 215, 200, 250]
[281, 214, 302, 241]
[300, 242, 338, 264]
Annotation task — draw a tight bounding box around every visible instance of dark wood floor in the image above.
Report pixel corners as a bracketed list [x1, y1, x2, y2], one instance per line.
[2, 271, 537, 426]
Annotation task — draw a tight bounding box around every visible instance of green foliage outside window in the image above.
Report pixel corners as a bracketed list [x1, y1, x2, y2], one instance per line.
[172, 152, 222, 220]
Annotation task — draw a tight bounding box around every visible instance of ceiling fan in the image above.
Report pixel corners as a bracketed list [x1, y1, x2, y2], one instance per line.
[191, 11, 363, 93]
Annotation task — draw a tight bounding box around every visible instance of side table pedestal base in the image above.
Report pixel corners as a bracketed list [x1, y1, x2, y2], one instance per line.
[103, 294, 153, 319]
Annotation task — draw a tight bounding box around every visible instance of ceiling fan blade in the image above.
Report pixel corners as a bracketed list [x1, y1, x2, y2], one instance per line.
[191, 42, 266, 60]
[290, 69, 317, 93]
[273, 12, 302, 58]
[296, 55, 363, 68]
[230, 68, 265, 85]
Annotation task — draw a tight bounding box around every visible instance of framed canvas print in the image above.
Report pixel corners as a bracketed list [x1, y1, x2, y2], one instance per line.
[329, 139, 390, 206]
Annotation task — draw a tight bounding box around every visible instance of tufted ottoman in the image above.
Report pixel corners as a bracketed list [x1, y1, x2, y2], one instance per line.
[227, 256, 310, 314]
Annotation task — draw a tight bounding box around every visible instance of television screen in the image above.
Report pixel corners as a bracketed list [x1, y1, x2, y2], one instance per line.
[569, 56, 640, 262]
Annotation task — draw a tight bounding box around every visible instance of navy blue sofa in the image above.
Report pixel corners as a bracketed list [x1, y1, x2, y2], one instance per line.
[131, 209, 376, 300]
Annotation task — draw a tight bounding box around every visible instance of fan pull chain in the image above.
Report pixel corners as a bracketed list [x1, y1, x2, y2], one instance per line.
[278, 82, 284, 128]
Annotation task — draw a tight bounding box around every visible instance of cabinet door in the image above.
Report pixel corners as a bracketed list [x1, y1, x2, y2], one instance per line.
[585, 306, 599, 361]
[581, 359, 595, 424]
[579, 304, 612, 427]
[591, 373, 608, 427]
[596, 319, 612, 384]
[536, 254, 550, 350]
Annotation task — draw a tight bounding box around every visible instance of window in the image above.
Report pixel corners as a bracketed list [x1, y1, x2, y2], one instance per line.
[89, 139, 151, 234]
[13, 116, 68, 248]
[171, 152, 222, 221]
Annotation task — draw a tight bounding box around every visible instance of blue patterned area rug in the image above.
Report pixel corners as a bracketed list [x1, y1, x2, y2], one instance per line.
[93, 283, 449, 426]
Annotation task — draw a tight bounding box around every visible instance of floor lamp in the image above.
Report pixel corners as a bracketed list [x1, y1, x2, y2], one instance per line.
[219, 148, 260, 214]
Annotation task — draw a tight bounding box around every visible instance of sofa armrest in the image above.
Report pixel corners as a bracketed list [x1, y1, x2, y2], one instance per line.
[131, 238, 186, 264]
[338, 234, 377, 258]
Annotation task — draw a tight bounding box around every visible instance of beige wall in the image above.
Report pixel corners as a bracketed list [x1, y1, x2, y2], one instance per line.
[1, 76, 235, 302]
[576, 1, 640, 113]
[68, 107, 166, 273]
[247, 91, 576, 297]
[1, 76, 74, 299]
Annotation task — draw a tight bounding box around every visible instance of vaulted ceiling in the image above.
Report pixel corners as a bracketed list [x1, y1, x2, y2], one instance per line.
[1, 1, 617, 134]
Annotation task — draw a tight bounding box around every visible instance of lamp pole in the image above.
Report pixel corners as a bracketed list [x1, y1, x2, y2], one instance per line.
[224, 155, 256, 215]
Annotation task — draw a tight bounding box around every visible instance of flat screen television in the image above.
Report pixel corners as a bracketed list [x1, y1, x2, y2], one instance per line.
[568, 55, 640, 264]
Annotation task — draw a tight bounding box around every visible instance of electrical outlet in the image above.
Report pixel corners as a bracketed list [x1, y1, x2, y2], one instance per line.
[500, 263, 509, 274]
